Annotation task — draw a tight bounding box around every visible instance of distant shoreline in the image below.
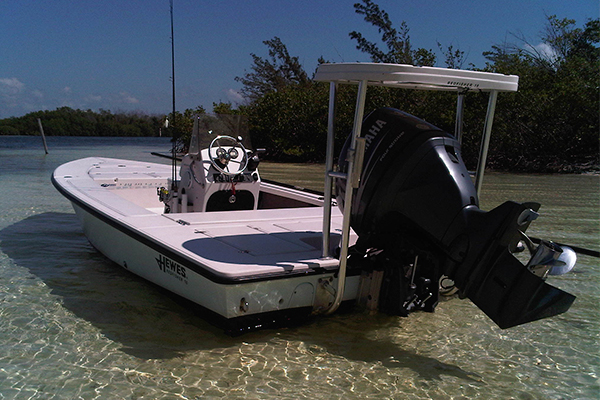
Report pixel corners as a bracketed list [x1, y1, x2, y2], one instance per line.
[1, 135, 597, 174]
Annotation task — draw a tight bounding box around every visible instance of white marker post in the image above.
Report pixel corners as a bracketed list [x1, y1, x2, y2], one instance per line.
[37, 118, 49, 154]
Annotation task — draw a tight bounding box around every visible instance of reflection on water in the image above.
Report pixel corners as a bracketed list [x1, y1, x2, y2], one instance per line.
[0, 136, 597, 399]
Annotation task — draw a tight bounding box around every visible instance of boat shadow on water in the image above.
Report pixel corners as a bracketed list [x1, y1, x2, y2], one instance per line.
[0, 212, 480, 382]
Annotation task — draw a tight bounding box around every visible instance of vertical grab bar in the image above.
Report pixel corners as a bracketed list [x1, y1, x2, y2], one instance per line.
[454, 91, 465, 144]
[475, 90, 498, 197]
[322, 82, 338, 258]
[326, 80, 368, 315]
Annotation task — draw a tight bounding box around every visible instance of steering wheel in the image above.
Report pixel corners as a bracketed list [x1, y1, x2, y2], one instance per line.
[208, 135, 249, 176]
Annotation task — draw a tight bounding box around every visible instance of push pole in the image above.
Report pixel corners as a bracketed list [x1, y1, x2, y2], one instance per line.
[37, 118, 49, 154]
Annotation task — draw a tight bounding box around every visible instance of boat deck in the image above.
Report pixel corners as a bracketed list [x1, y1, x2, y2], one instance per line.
[145, 207, 348, 280]
[54, 157, 355, 282]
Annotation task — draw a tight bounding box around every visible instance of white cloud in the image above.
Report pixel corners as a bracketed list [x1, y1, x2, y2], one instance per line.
[60, 100, 76, 108]
[226, 88, 244, 104]
[124, 96, 139, 104]
[86, 94, 102, 102]
[525, 42, 560, 63]
[0, 77, 25, 95]
[0, 78, 150, 118]
[0, 78, 27, 116]
[119, 92, 139, 104]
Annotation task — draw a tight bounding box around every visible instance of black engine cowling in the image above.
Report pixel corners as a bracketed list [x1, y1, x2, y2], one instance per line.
[338, 108, 575, 328]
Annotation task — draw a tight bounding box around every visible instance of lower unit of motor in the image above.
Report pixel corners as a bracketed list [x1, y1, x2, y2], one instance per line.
[354, 247, 441, 318]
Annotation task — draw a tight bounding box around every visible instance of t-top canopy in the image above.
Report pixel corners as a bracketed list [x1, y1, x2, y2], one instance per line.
[313, 62, 518, 92]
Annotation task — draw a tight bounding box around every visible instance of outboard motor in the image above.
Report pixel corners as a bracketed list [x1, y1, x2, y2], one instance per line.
[339, 108, 575, 328]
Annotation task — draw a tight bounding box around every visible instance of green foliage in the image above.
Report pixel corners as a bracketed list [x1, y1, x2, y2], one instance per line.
[247, 82, 329, 161]
[479, 15, 600, 170]
[237, 10, 598, 171]
[235, 37, 309, 101]
[245, 80, 460, 162]
[349, 0, 437, 66]
[0, 107, 165, 137]
[437, 42, 466, 69]
[168, 105, 206, 147]
[212, 102, 239, 115]
[0, 124, 19, 135]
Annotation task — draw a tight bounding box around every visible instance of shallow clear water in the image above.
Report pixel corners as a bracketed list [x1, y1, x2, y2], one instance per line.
[0, 136, 598, 399]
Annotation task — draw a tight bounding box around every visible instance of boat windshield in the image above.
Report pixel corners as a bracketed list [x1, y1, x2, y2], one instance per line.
[190, 114, 253, 154]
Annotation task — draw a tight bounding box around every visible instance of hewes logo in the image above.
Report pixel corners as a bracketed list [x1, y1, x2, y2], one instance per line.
[156, 254, 188, 284]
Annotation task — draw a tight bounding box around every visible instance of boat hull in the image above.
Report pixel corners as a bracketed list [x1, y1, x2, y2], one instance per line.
[53, 157, 359, 332]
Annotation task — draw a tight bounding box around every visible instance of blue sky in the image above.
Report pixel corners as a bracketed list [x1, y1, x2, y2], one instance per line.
[0, 0, 597, 118]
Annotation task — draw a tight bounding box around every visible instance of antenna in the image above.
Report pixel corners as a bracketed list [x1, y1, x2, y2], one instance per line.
[170, 0, 175, 120]
[170, 0, 177, 190]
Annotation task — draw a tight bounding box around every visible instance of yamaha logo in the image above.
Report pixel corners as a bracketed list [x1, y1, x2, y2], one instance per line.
[364, 119, 387, 150]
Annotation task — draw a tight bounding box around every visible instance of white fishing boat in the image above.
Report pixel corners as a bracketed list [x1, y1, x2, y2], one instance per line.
[52, 63, 576, 334]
